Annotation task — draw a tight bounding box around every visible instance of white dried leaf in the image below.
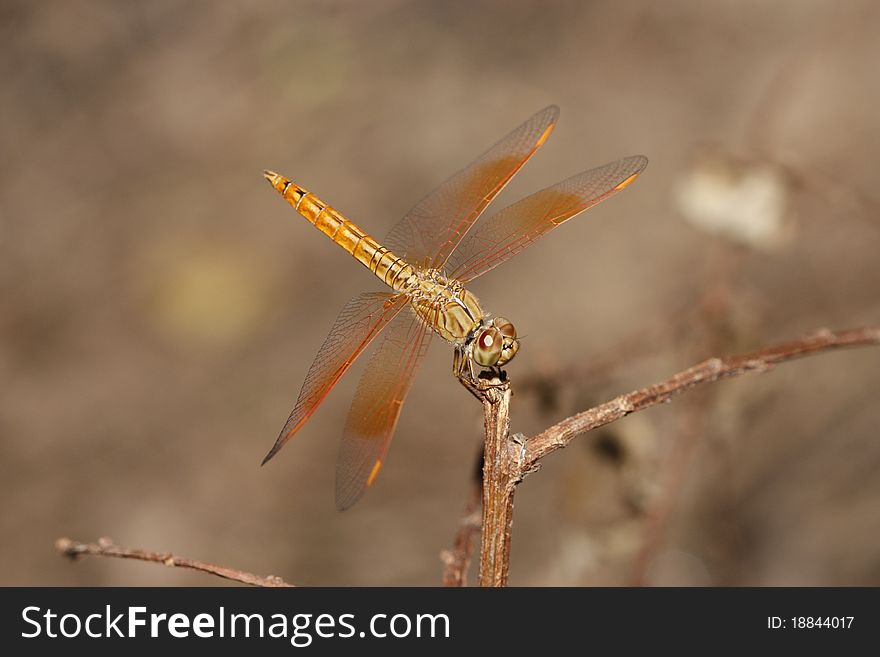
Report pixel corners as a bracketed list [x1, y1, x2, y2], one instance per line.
[675, 152, 792, 250]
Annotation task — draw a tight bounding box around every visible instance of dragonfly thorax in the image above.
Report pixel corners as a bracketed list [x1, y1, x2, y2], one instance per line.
[405, 269, 520, 370]
[405, 269, 485, 344]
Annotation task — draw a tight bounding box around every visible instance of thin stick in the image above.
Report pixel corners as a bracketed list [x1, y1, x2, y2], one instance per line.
[55, 537, 295, 587]
[440, 463, 482, 587]
[524, 327, 880, 469]
[629, 392, 708, 585]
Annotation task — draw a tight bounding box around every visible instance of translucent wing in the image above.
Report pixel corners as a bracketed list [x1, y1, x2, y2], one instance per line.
[261, 292, 407, 465]
[447, 156, 648, 283]
[335, 310, 433, 510]
[384, 105, 559, 269]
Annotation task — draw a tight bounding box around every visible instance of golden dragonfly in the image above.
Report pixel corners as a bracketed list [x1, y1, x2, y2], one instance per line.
[262, 106, 647, 509]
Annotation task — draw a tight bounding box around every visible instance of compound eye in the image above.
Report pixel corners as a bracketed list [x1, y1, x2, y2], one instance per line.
[492, 317, 516, 339]
[473, 327, 503, 367]
[491, 317, 519, 365]
[498, 336, 519, 365]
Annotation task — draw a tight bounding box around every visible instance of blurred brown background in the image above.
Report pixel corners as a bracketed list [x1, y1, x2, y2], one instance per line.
[2, 0, 878, 586]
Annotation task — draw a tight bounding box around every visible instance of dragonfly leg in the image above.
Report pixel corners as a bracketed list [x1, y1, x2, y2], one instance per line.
[454, 348, 509, 401]
[455, 348, 482, 400]
[452, 347, 478, 383]
[452, 347, 463, 378]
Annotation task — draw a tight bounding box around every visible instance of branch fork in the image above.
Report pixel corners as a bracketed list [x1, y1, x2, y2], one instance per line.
[56, 326, 880, 586]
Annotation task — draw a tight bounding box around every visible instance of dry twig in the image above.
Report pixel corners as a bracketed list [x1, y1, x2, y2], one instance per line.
[440, 483, 482, 587]
[524, 327, 879, 468]
[465, 326, 879, 586]
[476, 381, 516, 587]
[55, 537, 294, 587]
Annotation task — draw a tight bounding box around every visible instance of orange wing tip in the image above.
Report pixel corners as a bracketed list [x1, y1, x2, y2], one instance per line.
[366, 459, 383, 487]
[535, 122, 555, 148]
[614, 172, 641, 191]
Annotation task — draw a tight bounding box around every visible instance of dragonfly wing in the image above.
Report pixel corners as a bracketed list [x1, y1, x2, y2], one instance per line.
[335, 309, 433, 510]
[262, 292, 407, 465]
[447, 155, 648, 282]
[384, 105, 559, 269]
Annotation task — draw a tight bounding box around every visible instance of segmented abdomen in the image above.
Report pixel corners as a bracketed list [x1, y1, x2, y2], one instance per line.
[264, 171, 414, 290]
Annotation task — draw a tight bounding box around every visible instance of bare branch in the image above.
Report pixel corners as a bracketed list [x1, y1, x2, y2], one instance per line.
[55, 537, 295, 587]
[440, 496, 481, 587]
[476, 381, 516, 587]
[454, 325, 880, 587]
[524, 326, 880, 469]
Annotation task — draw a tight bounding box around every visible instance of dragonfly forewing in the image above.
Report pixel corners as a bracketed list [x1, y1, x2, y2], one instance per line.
[384, 105, 559, 268]
[447, 155, 648, 283]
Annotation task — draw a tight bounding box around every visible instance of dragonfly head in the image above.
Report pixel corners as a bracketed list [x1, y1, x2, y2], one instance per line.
[473, 317, 519, 368]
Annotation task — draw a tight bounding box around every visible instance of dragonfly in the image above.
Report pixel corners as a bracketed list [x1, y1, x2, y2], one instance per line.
[262, 105, 647, 510]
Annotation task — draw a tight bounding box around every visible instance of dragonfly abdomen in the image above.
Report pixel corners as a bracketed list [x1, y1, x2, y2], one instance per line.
[264, 171, 415, 290]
